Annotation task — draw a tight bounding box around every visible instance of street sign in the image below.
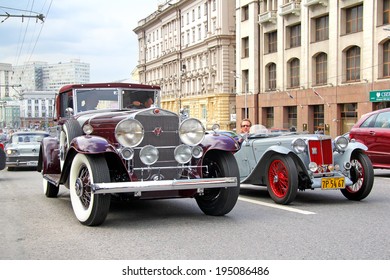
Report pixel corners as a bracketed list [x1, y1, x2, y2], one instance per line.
[370, 90, 390, 102]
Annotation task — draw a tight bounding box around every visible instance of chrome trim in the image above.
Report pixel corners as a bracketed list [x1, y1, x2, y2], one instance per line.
[91, 177, 238, 194]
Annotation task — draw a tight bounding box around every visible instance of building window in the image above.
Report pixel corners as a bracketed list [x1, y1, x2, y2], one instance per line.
[242, 37, 249, 58]
[315, 53, 327, 85]
[289, 24, 301, 48]
[341, 103, 357, 133]
[266, 107, 274, 128]
[385, 0, 390, 24]
[289, 58, 300, 88]
[346, 5, 363, 34]
[201, 104, 207, 119]
[267, 31, 277, 53]
[346, 46, 361, 82]
[242, 5, 249, 21]
[384, 41, 390, 77]
[287, 106, 297, 129]
[313, 105, 324, 133]
[267, 63, 276, 90]
[315, 15, 329, 42]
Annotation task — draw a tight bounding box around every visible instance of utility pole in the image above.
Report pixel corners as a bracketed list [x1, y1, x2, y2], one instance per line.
[1, 10, 45, 23]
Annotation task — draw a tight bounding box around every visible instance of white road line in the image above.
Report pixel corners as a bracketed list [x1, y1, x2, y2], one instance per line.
[238, 196, 316, 215]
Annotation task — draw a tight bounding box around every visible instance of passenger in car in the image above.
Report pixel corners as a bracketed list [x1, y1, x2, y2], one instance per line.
[129, 97, 154, 109]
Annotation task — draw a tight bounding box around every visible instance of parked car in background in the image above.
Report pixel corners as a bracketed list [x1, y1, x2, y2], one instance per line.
[38, 83, 240, 226]
[0, 142, 5, 171]
[5, 131, 49, 171]
[234, 125, 374, 204]
[349, 107, 390, 169]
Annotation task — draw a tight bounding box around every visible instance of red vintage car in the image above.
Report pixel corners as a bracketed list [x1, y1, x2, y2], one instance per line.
[0, 142, 5, 171]
[37, 83, 240, 226]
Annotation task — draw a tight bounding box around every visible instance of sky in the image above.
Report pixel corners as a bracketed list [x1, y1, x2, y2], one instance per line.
[0, 0, 164, 82]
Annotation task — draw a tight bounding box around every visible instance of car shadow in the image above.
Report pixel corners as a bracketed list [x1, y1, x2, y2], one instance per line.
[239, 184, 359, 206]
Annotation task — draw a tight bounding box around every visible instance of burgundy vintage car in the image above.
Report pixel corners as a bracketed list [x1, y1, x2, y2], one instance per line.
[37, 83, 240, 226]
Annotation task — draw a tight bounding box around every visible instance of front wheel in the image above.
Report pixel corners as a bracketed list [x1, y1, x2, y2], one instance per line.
[196, 152, 240, 216]
[43, 177, 59, 198]
[341, 151, 374, 201]
[266, 154, 298, 204]
[69, 154, 111, 226]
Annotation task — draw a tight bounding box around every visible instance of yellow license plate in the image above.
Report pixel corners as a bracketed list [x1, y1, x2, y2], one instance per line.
[321, 177, 345, 189]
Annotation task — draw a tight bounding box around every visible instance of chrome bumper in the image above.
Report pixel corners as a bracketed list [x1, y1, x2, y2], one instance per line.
[91, 177, 238, 194]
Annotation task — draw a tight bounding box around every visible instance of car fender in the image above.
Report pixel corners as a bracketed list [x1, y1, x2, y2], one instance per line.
[334, 142, 368, 171]
[242, 146, 306, 185]
[201, 133, 240, 153]
[70, 135, 116, 154]
[58, 135, 123, 185]
[38, 136, 60, 174]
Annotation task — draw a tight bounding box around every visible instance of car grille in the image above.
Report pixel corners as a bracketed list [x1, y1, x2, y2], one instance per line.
[133, 110, 181, 180]
[308, 139, 333, 172]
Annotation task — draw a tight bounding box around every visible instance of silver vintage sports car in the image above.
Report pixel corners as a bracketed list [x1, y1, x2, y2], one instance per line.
[234, 125, 374, 204]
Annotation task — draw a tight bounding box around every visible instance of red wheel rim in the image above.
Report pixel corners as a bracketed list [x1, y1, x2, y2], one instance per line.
[347, 159, 364, 193]
[268, 159, 289, 198]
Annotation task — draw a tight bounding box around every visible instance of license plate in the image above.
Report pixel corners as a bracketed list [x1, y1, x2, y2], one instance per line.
[321, 177, 345, 189]
[27, 161, 38, 166]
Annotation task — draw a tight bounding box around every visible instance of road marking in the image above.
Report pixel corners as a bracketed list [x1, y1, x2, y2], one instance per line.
[238, 196, 316, 215]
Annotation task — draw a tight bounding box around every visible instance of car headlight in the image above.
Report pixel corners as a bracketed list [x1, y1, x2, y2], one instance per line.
[139, 145, 159, 165]
[115, 119, 144, 147]
[174, 144, 192, 164]
[6, 149, 19, 156]
[291, 138, 306, 154]
[179, 118, 205, 146]
[334, 136, 349, 151]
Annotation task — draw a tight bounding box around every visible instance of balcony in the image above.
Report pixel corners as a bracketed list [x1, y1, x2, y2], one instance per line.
[304, 0, 328, 7]
[279, 1, 301, 17]
[258, 11, 277, 25]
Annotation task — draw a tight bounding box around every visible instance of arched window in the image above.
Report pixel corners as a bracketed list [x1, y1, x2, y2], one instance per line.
[289, 58, 300, 88]
[384, 41, 390, 78]
[346, 46, 360, 82]
[267, 63, 276, 90]
[315, 53, 327, 85]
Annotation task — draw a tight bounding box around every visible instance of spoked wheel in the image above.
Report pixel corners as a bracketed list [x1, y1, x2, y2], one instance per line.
[341, 151, 374, 201]
[266, 154, 298, 204]
[59, 119, 83, 170]
[69, 154, 111, 226]
[43, 177, 59, 198]
[196, 152, 240, 216]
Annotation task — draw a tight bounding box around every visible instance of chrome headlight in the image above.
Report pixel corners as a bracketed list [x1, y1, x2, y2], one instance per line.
[139, 145, 159, 165]
[291, 138, 306, 154]
[192, 146, 203, 159]
[6, 149, 19, 156]
[179, 118, 205, 146]
[83, 124, 93, 135]
[115, 119, 144, 147]
[334, 136, 349, 151]
[308, 162, 318, 172]
[120, 147, 134, 160]
[174, 144, 192, 164]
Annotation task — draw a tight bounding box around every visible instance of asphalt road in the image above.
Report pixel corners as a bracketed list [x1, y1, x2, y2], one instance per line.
[1, 168, 390, 260]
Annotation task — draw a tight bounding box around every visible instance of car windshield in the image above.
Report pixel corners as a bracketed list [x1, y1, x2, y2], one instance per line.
[73, 88, 158, 113]
[12, 133, 48, 143]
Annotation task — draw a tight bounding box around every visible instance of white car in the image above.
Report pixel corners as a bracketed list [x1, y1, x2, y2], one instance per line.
[5, 131, 49, 171]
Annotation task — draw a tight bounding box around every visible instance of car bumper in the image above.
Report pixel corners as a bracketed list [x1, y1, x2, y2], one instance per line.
[91, 177, 238, 194]
[6, 158, 38, 167]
